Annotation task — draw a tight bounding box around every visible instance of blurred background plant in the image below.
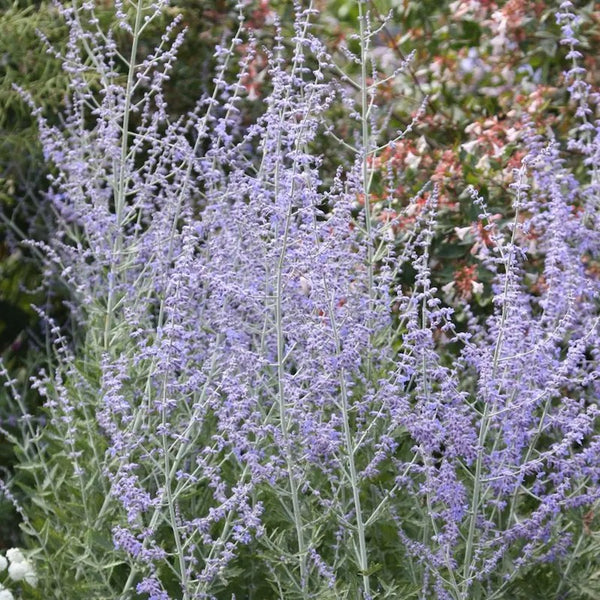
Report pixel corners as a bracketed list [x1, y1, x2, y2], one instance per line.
[327, 0, 600, 313]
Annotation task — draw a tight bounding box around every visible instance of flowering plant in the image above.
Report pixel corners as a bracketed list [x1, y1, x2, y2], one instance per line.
[1, 1, 599, 599]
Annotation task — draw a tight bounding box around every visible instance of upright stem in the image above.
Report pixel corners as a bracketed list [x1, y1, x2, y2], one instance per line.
[329, 310, 372, 597]
[266, 7, 319, 595]
[461, 193, 521, 596]
[104, 0, 144, 349]
[341, 5, 375, 596]
[358, 1, 375, 366]
[275, 201, 308, 595]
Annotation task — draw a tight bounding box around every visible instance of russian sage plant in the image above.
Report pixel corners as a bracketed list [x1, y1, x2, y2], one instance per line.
[2, 0, 600, 599]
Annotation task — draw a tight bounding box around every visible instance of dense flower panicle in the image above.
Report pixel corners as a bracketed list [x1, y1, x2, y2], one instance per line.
[6, 0, 600, 598]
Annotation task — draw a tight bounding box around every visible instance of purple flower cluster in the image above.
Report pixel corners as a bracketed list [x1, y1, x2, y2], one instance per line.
[14, 1, 600, 598]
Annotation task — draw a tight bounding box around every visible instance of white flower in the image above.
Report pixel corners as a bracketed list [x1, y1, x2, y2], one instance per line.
[472, 281, 484, 295]
[442, 281, 455, 295]
[405, 151, 422, 170]
[505, 127, 520, 143]
[464, 122, 480, 136]
[5, 548, 25, 564]
[461, 140, 478, 154]
[454, 226, 472, 241]
[476, 154, 491, 172]
[0, 586, 14, 600]
[0, 555, 7, 572]
[4, 547, 36, 585]
[8, 559, 35, 584]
